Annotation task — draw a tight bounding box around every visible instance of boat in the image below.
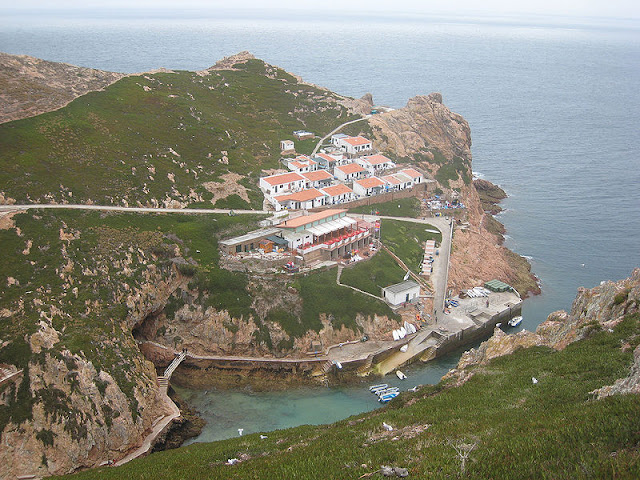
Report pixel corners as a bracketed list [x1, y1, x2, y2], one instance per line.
[369, 383, 388, 392]
[400, 344, 408, 352]
[379, 392, 399, 403]
[376, 387, 400, 397]
[508, 316, 523, 327]
[396, 370, 407, 380]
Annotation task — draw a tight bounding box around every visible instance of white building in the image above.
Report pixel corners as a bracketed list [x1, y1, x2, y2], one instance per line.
[382, 280, 421, 306]
[397, 167, 424, 184]
[334, 162, 367, 182]
[259, 172, 305, 197]
[321, 184, 356, 205]
[280, 140, 295, 152]
[357, 154, 396, 176]
[277, 209, 372, 262]
[332, 135, 373, 155]
[314, 152, 345, 170]
[353, 176, 385, 197]
[272, 188, 325, 211]
[294, 130, 314, 140]
[381, 172, 413, 192]
[300, 169, 334, 189]
[287, 155, 317, 173]
[330, 133, 349, 146]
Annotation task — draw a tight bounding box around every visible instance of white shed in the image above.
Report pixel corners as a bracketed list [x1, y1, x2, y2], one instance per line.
[382, 280, 421, 306]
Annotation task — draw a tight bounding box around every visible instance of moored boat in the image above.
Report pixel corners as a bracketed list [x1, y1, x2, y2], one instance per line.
[379, 392, 399, 403]
[508, 316, 523, 327]
[396, 370, 407, 380]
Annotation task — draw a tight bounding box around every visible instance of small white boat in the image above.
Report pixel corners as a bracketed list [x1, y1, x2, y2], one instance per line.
[508, 316, 523, 327]
[396, 370, 407, 380]
[400, 344, 408, 353]
[369, 383, 388, 392]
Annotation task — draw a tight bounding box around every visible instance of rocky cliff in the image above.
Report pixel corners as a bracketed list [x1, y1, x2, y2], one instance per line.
[0, 210, 189, 478]
[367, 93, 538, 295]
[444, 268, 640, 385]
[0, 52, 125, 124]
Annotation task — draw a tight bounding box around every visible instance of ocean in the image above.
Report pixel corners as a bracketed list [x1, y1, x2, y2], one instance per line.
[2, 8, 639, 442]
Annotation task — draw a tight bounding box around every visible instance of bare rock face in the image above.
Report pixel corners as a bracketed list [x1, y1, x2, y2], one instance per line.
[204, 51, 256, 71]
[592, 344, 640, 399]
[369, 93, 471, 162]
[444, 269, 640, 386]
[0, 52, 125, 123]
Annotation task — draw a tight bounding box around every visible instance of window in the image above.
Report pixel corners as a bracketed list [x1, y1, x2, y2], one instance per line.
[236, 245, 242, 253]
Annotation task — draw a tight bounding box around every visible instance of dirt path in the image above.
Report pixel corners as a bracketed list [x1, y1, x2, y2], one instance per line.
[311, 115, 371, 156]
[0, 204, 269, 215]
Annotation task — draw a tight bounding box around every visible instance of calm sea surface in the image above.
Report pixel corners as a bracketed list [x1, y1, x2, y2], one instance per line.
[2, 10, 639, 442]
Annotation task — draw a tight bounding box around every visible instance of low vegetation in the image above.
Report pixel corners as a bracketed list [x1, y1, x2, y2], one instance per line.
[340, 250, 406, 296]
[0, 59, 358, 207]
[348, 197, 421, 218]
[54, 313, 640, 479]
[296, 267, 399, 331]
[380, 219, 441, 271]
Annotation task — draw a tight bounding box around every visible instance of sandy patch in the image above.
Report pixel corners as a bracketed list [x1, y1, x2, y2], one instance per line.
[0, 211, 17, 230]
[202, 173, 251, 206]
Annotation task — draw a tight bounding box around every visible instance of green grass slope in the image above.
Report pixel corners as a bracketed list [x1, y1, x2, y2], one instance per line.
[55, 313, 640, 479]
[0, 59, 358, 207]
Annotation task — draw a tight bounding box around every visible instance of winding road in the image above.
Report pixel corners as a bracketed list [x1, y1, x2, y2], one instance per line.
[311, 115, 371, 156]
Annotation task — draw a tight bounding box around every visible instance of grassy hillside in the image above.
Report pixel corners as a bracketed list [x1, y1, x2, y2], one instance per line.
[54, 313, 640, 479]
[0, 59, 358, 208]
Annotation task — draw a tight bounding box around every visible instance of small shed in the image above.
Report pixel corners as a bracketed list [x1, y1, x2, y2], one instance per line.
[280, 140, 295, 152]
[382, 280, 421, 306]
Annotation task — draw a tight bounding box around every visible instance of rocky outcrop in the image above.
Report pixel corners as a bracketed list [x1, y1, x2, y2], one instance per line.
[444, 269, 640, 385]
[0, 52, 125, 123]
[367, 93, 537, 296]
[369, 93, 471, 162]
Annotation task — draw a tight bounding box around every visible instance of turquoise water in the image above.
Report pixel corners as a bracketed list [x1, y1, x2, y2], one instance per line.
[174, 347, 462, 444]
[2, 9, 639, 442]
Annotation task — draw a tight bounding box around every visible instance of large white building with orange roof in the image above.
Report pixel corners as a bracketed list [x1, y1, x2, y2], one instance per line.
[277, 209, 374, 262]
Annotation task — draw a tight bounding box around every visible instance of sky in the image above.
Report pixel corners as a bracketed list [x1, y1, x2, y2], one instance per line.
[3, 0, 640, 20]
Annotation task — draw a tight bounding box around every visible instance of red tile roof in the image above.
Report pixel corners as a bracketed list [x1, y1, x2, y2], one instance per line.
[262, 172, 304, 186]
[301, 170, 333, 182]
[381, 175, 401, 185]
[336, 163, 365, 174]
[355, 177, 385, 189]
[343, 136, 372, 146]
[322, 184, 353, 196]
[278, 209, 347, 228]
[361, 154, 392, 165]
[398, 168, 423, 179]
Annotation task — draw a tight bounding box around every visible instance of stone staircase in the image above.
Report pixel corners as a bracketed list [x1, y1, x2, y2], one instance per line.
[356, 354, 375, 377]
